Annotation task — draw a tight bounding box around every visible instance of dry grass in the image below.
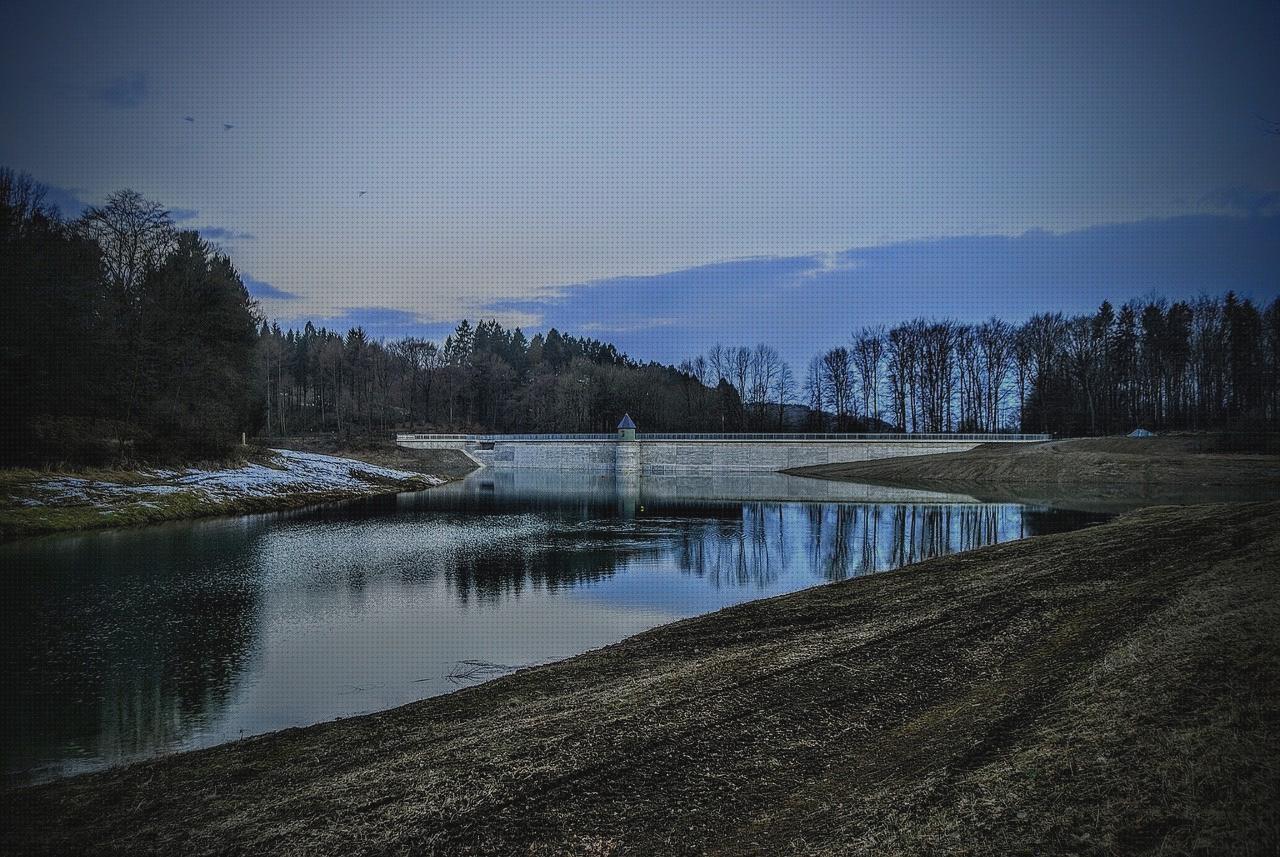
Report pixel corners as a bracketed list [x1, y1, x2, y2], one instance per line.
[788, 435, 1280, 498]
[3, 501, 1276, 855]
[0, 445, 472, 541]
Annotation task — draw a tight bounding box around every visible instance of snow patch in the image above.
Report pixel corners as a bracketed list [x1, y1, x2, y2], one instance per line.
[30, 450, 442, 508]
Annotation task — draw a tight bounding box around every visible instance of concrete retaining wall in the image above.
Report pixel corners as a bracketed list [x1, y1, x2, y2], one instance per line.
[637, 440, 982, 473]
[402, 436, 1011, 474]
[472, 440, 618, 470]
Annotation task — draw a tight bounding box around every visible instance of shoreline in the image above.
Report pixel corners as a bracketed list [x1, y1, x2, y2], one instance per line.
[4, 500, 1276, 854]
[0, 446, 477, 542]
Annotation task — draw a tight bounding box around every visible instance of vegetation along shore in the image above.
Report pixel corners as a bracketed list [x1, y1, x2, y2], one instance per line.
[0, 446, 474, 542]
[4, 501, 1276, 855]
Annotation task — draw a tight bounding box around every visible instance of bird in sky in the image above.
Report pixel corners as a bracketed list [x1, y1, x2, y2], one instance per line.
[182, 116, 194, 123]
[223, 123, 235, 131]
[358, 190, 367, 197]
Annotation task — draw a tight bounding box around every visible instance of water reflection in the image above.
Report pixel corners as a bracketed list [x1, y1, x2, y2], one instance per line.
[2, 523, 262, 781]
[2, 470, 1104, 785]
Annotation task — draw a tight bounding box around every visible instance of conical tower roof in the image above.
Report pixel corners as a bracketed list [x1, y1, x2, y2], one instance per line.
[617, 413, 637, 430]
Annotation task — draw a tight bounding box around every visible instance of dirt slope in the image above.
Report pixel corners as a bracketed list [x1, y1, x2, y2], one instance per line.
[787, 435, 1280, 493]
[4, 502, 1277, 855]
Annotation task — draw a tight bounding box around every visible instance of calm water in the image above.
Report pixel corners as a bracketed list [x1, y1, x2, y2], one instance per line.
[2, 471, 1106, 785]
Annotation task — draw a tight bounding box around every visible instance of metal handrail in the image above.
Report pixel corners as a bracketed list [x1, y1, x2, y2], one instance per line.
[638, 432, 1049, 442]
[396, 432, 1050, 443]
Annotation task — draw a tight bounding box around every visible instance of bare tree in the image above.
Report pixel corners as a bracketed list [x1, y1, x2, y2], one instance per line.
[748, 344, 780, 427]
[852, 326, 885, 426]
[977, 318, 1012, 431]
[77, 189, 176, 295]
[771, 360, 795, 428]
[1066, 316, 1103, 434]
[954, 324, 981, 430]
[732, 346, 751, 406]
[804, 356, 826, 429]
[0, 168, 52, 232]
[1020, 312, 1067, 432]
[916, 322, 955, 432]
[820, 346, 854, 429]
[886, 324, 917, 431]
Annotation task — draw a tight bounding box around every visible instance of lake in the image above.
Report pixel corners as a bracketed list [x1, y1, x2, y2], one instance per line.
[2, 470, 1107, 785]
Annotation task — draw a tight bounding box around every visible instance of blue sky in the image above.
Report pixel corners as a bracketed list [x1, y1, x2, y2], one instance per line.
[2, 1, 1277, 366]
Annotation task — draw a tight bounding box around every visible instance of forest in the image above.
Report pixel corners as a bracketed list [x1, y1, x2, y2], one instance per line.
[256, 294, 1280, 440]
[1, 171, 259, 464]
[3, 170, 1278, 466]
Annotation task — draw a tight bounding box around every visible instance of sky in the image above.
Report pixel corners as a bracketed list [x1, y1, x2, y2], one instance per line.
[2, 0, 1277, 366]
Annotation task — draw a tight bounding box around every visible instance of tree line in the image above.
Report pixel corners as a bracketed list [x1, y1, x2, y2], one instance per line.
[3, 170, 1277, 466]
[254, 319, 745, 437]
[256, 295, 1280, 440]
[799, 297, 1280, 436]
[2, 170, 258, 464]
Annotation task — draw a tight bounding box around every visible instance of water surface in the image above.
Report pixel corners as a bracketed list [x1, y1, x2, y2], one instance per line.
[2, 471, 1105, 785]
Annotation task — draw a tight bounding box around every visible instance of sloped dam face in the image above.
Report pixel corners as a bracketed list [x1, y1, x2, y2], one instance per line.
[397, 433, 1050, 473]
[3, 468, 1094, 786]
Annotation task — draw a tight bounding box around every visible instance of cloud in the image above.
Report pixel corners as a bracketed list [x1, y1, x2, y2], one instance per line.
[483, 213, 1280, 367]
[255, 213, 1277, 366]
[242, 276, 299, 301]
[169, 208, 199, 222]
[273, 307, 455, 342]
[39, 184, 91, 219]
[796, 252, 864, 279]
[199, 226, 256, 241]
[91, 73, 147, 109]
[1199, 186, 1280, 217]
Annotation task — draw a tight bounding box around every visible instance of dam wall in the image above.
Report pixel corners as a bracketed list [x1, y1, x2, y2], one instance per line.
[636, 439, 980, 473]
[397, 433, 1050, 475]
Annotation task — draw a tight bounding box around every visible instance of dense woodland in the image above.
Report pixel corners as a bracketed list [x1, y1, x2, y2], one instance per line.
[257, 295, 1280, 440]
[3, 171, 1278, 466]
[1, 171, 259, 464]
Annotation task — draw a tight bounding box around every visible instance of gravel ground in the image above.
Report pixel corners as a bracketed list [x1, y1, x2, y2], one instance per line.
[4, 501, 1276, 855]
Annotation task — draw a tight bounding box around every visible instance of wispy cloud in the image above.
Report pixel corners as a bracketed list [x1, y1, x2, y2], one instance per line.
[796, 252, 864, 279]
[257, 214, 1278, 365]
[1200, 186, 1280, 217]
[199, 226, 256, 241]
[483, 213, 1280, 367]
[169, 208, 199, 222]
[91, 73, 147, 109]
[39, 184, 91, 218]
[275, 307, 452, 341]
[242, 276, 299, 301]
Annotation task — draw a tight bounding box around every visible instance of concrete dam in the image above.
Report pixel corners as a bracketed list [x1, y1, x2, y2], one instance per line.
[397, 421, 1050, 475]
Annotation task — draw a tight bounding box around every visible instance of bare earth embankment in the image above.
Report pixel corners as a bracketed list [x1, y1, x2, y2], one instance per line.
[4, 501, 1276, 855]
[0, 446, 476, 541]
[262, 435, 480, 481]
[786, 436, 1280, 508]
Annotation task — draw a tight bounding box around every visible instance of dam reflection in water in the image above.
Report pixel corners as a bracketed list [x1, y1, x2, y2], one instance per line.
[1, 471, 1103, 784]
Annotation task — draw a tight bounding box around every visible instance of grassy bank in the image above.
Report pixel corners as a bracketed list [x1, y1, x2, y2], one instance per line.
[0, 446, 476, 541]
[787, 435, 1280, 497]
[4, 501, 1276, 855]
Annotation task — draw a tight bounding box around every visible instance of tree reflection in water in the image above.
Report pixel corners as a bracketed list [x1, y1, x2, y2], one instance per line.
[3, 471, 1105, 785]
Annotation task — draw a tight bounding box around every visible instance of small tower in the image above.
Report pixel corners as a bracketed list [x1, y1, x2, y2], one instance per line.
[615, 413, 640, 474]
